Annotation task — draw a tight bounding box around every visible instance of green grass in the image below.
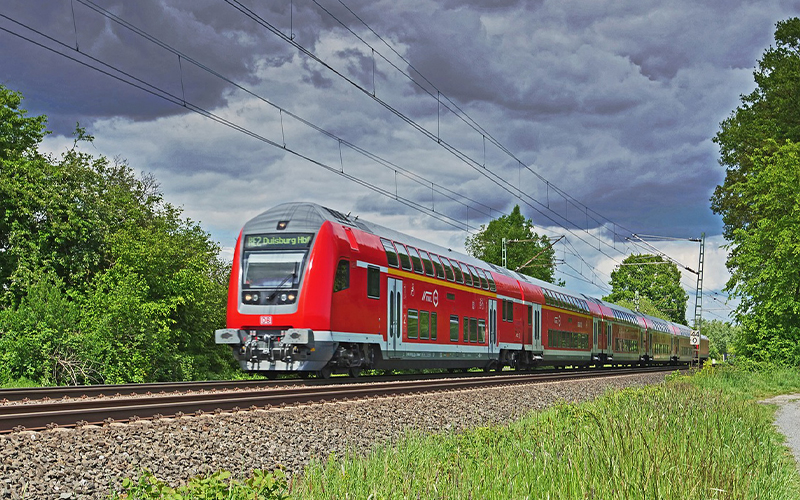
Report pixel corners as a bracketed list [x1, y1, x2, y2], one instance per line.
[290, 366, 800, 500]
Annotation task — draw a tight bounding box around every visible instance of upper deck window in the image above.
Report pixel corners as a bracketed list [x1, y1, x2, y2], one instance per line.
[408, 246, 424, 274]
[396, 243, 412, 271]
[439, 256, 455, 281]
[458, 262, 472, 286]
[419, 250, 435, 276]
[431, 254, 445, 279]
[381, 238, 399, 268]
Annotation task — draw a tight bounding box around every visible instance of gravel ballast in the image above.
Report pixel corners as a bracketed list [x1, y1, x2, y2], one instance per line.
[0, 372, 667, 499]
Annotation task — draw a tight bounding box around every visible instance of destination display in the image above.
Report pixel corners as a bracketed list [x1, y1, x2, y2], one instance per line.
[244, 233, 313, 250]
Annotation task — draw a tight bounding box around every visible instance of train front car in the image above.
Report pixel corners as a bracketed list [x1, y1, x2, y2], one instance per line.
[215, 203, 359, 377]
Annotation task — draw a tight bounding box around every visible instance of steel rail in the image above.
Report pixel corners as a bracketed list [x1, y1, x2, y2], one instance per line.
[0, 366, 682, 433]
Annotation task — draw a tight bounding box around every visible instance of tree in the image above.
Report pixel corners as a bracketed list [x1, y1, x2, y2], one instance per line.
[465, 205, 557, 283]
[0, 85, 236, 384]
[710, 18, 800, 365]
[699, 318, 740, 361]
[711, 18, 800, 239]
[603, 254, 688, 324]
[725, 142, 800, 364]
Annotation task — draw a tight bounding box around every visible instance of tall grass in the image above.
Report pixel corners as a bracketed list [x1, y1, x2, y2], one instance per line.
[292, 370, 800, 499]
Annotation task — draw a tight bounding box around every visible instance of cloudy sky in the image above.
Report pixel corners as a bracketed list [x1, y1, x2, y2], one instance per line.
[2, 0, 797, 322]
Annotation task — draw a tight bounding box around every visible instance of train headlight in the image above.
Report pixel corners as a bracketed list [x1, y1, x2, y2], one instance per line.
[280, 293, 288, 302]
[243, 292, 260, 304]
[288, 293, 296, 302]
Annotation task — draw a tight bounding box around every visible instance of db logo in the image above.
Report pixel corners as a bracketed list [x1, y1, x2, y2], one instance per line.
[554, 315, 562, 327]
[260, 316, 273, 326]
[421, 290, 439, 307]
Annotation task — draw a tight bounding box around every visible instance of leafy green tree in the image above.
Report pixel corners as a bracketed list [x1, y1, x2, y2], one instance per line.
[465, 205, 557, 283]
[0, 85, 236, 384]
[611, 296, 671, 322]
[699, 318, 739, 361]
[710, 18, 800, 365]
[725, 141, 800, 364]
[603, 254, 688, 324]
[711, 18, 800, 238]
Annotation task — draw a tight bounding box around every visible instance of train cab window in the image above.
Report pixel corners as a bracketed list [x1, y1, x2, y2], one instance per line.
[467, 265, 481, 288]
[408, 247, 424, 274]
[367, 266, 380, 299]
[451, 261, 465, 284]
[458, 263, 472, 286]
[396, 243, 412, 271]
[469, 318, 478, 343]
[440, 256, 456, 281]
[333, 260, 349, 292]
[420, 311, 430, 340]
[420, 250, 435, 276]
[381, 238, 399, 268]
[476, 269, 489, 290]
[478, 319, 486, 344]
[431, 254, 445, 279]
[450, 315, 459, 342]
[408, 309, 419, 339]
[431, 312, 438, 340]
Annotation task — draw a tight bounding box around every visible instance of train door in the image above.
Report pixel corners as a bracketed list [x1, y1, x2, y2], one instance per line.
[488, 299, 497, 356]
[386, 277, 403, 358]
[532, 304, 543, 352]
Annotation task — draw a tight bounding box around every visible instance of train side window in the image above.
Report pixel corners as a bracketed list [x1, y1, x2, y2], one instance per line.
[469, 318, 478, 343]
[333, 260, 349, 292]
[476, 269, 489, 290]
[486, 272, 496, 292]
[450, 315, 459, 342]
[463, 316, 469, 342]
[467, 265, 480, 288]
[396, 243, 412, 271]
[408, 247, 424, 274]
[457, 262, 472, 286]
[408, 309, 419, 339]
[367, 266, 380, 299]
[478, 319, 486, 344]
[420, 310, 430, 340]
[431, 312, 438, 341]
[431, 254, 445, 279]
[506, 300, 514, 322]
[420, 250, 435, 276]
[451, 261, 464, 284]
[439, 256, 456, 281]
[381, 238, 399, 268]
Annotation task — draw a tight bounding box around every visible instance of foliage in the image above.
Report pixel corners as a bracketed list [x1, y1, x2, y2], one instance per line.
[292, 377, 800, 499]
[711, 18, 800, 240]
[111, 469, 289, 500]
[610, 296, 669, 321]
[603, 254, 688, 323]
[723, 141, 800, 365]
[698, 318, 740, 360]
[0, 84, 236, 384]
[465, 205, 558, 283]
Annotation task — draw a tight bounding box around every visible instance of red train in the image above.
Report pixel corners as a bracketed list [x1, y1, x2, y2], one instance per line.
[215, 202, 709, 377]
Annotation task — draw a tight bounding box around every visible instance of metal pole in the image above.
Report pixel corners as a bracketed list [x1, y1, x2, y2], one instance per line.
[502, 238, 507, 268]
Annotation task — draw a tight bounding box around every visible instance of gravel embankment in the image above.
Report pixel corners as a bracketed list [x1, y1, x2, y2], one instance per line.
[0, 372, 667, 499]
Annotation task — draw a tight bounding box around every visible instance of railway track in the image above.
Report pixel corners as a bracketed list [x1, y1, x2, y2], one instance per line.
[0, 365, 684, 433]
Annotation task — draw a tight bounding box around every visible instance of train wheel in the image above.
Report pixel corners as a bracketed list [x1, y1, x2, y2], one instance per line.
[349, 366, 362, 378]
[317, 366, 332, 379]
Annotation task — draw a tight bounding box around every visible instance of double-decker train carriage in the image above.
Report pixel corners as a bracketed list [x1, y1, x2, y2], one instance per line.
[215, 202, 709, 377]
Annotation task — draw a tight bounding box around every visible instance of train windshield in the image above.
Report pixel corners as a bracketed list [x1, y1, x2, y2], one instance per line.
[243, 252, 306, 289]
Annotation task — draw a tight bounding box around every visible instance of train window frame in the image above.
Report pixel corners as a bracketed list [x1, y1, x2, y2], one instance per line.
[467, 265, 481, 288]
[431, 312, 438, 340]
[396, 243, 412, 271]
[457, 262, 472, 286]
[450, 315, 459, 342]
[431, 254, 445, 279]
[439, 256, 456, 282]
[451, 260, 465, 284]
[367, 265, 380, 299]
[476, 268, 489, 290]
[420, 310, 430, 340]
[408, 309, 419, 339]
[408, 246, 424, 274]
[333, 259, 349, 293]
[381, 238, 399, 268]
[478, 319, 486, 344]
[469, 317, 478, 343]
[486, 272, 496, 292]
[419, 250, 435, 276]
[463, 316, 469, 342]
